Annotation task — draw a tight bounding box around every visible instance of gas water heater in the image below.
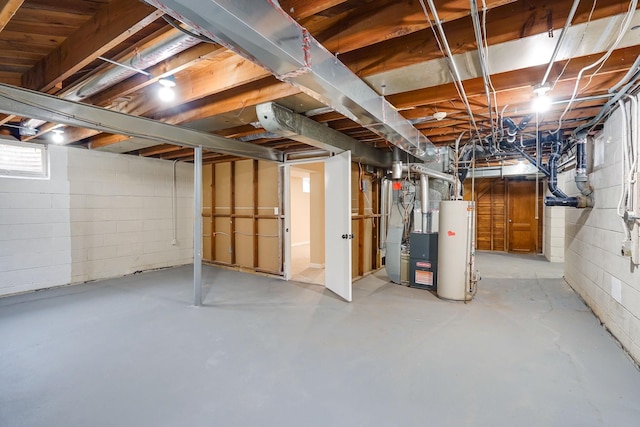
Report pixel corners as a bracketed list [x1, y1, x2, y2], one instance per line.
[437, 200, 477, 301]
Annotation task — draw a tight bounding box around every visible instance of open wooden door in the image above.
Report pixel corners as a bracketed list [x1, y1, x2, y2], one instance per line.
[324, 151, 352, 302]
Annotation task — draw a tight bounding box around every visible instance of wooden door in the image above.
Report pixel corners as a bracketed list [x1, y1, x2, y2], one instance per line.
[464, 178, 506, 251]
[507, 180, 539, 253]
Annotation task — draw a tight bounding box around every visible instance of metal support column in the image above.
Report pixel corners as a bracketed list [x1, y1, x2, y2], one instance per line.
[193, 146, 203, 306]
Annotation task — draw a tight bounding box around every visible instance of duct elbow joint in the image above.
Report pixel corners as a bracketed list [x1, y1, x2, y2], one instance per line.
[575, 176, 593, 197]
[391, 160, 403, 180]
[576, 195, 594, 208]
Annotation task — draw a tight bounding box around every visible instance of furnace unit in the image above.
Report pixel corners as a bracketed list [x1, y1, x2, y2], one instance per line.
[409, 232, 438, 291]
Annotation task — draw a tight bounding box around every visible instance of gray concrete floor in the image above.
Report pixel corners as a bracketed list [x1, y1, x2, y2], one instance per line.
[1, 252, 639, 426]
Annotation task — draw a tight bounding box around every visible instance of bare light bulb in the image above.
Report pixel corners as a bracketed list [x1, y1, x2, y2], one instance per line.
[532, 94, 551, 113]
[158, 78, 176, 102]
[51, 130, 64, 144]
[433, 111, 447, 121]
[532, 84, 551, 113]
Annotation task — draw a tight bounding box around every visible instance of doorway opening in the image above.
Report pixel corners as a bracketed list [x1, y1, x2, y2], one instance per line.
[289, 163, 325, 285]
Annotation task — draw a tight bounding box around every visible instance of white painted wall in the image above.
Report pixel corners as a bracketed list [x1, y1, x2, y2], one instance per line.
[543, 187, 565, 262]
[290, 173, 310, 246]
[563, 106, 640, 363]
[0, 145, 193, 296]
[0, 145, 71, 295]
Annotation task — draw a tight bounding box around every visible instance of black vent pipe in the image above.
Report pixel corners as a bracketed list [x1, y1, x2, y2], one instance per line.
[544, 134, 593, 208]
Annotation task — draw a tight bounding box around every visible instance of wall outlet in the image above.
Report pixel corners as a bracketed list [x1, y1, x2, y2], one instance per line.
[274, 207, 279, 215]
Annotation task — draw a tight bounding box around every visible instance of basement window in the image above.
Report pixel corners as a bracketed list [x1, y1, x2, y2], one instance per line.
[0, 140, 49, 179]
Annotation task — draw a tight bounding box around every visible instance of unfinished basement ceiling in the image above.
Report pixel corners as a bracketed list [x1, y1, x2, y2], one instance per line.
[0, 0, 639, 164]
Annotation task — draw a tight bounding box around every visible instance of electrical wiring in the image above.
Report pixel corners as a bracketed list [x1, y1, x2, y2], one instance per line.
[616, 99, 633, 240]
[481, 0, 501, 139]
[418, 0, 482, 142]
[552, 0, 637, 134]
[470, 0, 496, 139]
[549, 0, 599, 92]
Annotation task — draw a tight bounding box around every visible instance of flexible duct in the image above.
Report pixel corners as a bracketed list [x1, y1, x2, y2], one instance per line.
[21, 32, 201, 130]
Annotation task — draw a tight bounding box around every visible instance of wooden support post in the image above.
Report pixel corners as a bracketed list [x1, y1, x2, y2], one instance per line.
[372, 174, 380, 269]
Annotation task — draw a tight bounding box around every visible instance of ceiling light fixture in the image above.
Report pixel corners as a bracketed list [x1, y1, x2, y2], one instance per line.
[158, 76, 176, 102]
[51, 129, 64, 144]
[433, 111, 447, 121]
[532, 84, 551, 113]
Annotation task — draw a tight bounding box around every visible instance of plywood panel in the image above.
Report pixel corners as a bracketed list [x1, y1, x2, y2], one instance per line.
[257, 161, 279, 216]
[350, 164, 359, 215]
[235, 159, 253, 216]
[235, 218, 254, 268]
[351, 218, 359, 277]
[258, 219, 280, 273]
[202, 164, 213, 260]
[214, 163, 231, 215]
[363, 175, 373, 274]
[214, 217, 232, 264]
[363, 217, 373, 273]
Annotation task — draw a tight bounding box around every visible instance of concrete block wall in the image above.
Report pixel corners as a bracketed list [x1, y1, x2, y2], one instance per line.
[563, 106, 640, 363]
[543, 188, 565, 262]
[0, 145, 193, 296]
[0, 145, 71, 295]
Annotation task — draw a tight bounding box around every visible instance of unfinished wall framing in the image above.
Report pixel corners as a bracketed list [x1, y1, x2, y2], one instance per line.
[351, 164, 381, 278]
[202, 159, 381, 279]
[203, 159, 281, 275]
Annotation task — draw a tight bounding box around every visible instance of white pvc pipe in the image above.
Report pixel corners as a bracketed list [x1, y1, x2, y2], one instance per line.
[540, 0, 582, 87]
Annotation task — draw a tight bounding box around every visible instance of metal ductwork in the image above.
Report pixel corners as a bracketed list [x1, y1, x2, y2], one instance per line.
[256, 102, 392, 168]
[143, 0, 437, 162]
[409, 163, 462, 200]
[21, 31, 202, 131]
[0, 82, 283, 162]
[71, 33, 201, 101]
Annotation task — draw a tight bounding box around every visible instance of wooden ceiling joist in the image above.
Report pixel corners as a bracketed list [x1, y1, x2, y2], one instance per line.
[21, 0, 163, 92]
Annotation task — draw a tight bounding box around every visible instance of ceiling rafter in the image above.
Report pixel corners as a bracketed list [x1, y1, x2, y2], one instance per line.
[21, 0, 163, 92]
[0, 0, 25, 32]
